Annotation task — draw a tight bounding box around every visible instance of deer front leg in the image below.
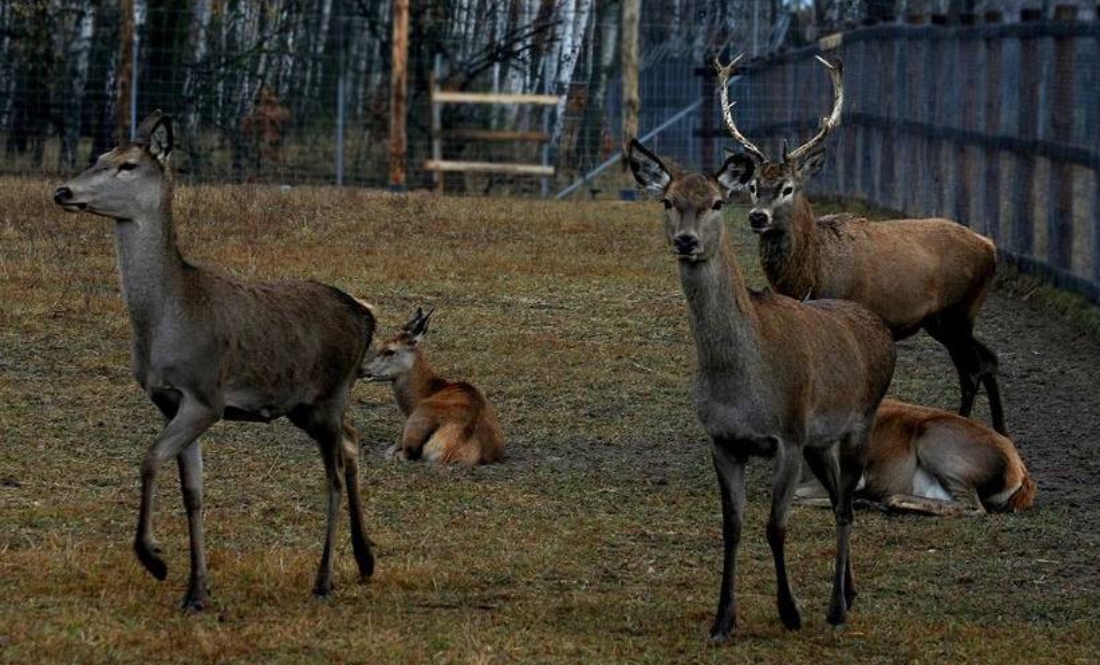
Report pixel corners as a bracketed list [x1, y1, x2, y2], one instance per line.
[135, 398, 219, 585]
[313, 423, 346, 597]
[767, 442, 804, 630]
[709, 442, 747, 642]
[400, 412, 438, 461]
[177, 441, 209, 611]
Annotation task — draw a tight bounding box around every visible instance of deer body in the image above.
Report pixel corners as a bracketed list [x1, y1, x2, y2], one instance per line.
[798, 399, 1035, 515]
[365, 309, 505, 466]
[629, 140, 896, 639]
[53, 111, 376, 609]
[715, 55, 1005, 433]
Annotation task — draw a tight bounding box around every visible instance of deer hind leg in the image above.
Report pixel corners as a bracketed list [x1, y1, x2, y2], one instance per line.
[767, 442, 804, 630]
[802, 446, 856, 609]
[709, 442, 747, 642]
[135, 396, 219, 587]
[972, 337, 1006, 435]
[827, 432, 868, 627]
[291, 405, 349, 597]
[340, 419, 374, 580]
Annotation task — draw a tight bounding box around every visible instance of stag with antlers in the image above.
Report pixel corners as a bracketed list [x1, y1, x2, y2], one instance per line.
[715, 53, 1006, 435]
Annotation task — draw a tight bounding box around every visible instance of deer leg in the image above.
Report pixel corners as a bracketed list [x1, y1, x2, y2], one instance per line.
[340, 420, 374, 580]
[709, 442, 747, 642]
[767, 444, 804, 630]
[400, 412, 438, 461]
[827, 435, 867, 627]
[803, 446, 855, 609]
[135, 398, 219, 584]
[313, 423, 345, 597]
[177, 440, 209, 611]
[973, 337, 1006, 435]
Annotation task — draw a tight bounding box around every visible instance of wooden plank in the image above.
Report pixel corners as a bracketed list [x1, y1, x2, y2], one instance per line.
[432, 91, 559, 106]
[424, 160, 555, 176]
[441, 129, 550, 143]
[1048, 6, 1077, 270]
[388, 0, 409, 188]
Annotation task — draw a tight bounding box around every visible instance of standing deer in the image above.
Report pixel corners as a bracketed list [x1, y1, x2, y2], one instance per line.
[797, 399, 1035, 516]
[363, 308, 505, 466]
[52, 111, 376, 609]
[715, 54, 1006, 434]
[627, 139, 896, 639]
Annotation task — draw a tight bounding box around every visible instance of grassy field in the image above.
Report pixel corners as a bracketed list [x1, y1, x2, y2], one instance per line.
[1, 178, 1098, 664]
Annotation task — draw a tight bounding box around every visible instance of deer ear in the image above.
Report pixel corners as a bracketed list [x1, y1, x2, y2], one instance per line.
[796, 148, 826, 180]
[715, 152, 756, 195]
[138, 110, 173, 164]
[406, 307, 434, 344]
[627, 139, 672, 194]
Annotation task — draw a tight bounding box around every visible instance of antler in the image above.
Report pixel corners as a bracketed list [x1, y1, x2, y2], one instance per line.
[714, 53, 769, 163]
[783, 55, 844, 164]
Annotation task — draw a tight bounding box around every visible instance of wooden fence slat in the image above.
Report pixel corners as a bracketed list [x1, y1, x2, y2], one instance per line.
[424, 160, 555, 176]
[432, 91, 560, 106]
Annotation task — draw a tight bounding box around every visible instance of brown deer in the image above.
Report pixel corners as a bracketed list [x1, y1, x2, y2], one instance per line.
[363, 308, 505, 466]
[798, 399, 1035, 516]
[715, 54, 1006, 435]
[627, 139, 896, 639]
[52, 111, 375, 610]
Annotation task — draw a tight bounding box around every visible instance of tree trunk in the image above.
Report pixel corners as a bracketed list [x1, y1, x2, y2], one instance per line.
[577, 0, 618, 172]
[181, 0, 212, 173]
[548, 0, 593, 162]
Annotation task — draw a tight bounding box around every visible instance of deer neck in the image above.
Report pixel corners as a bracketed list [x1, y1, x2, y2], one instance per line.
[760, 195, 819, 299]
[678, 235, 762, 377]
[112, 182, 187, 325]
[393, 353, 443, 416]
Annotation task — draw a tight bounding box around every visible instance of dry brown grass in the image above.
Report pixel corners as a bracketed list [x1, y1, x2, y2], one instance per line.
[1, 177, 1098, 664]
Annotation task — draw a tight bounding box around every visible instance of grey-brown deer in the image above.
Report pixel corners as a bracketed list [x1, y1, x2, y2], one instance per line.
[715, 54, 1005, 435]
[627, 139, 896, 639]
[797, 398, 1035, 516]
[52, 111, 376, 610]
[363, 308, 505, 466]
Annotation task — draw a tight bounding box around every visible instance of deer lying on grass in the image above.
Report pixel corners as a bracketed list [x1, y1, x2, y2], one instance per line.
[716, 54, 1006, 435]
[798, 398, 1035, 516]
[52, 111, 376, 609]
[363, 308, 505, 466]
[628, 139, 897, 639]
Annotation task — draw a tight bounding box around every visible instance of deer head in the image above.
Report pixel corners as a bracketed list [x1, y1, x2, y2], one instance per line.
[53, 111, 173, 220]
[714, 54, 843, 234]
[362, 307, 435, 382]
[628, 139, 748, 262]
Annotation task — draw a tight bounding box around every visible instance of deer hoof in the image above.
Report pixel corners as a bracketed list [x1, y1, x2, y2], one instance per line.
[134, 540, 168, 581]
[778, 602, 802, 630]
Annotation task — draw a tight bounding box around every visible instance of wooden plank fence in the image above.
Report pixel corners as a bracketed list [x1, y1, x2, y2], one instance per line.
[717, 14, 1100, 304]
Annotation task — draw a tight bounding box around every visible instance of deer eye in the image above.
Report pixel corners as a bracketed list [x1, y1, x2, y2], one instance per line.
[661, 199, 672, 210]
[711, 200, 724, 211]
[782, 185, 794, 197]
[748, 184, 756, 195]
[381, 349, 395, 357]
[118, 162, 138, 172]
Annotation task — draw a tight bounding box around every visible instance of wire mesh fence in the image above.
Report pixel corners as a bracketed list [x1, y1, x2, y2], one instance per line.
[1, 1, 1099, 298]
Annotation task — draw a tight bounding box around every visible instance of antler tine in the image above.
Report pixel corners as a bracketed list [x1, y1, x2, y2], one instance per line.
[785, 55, 844, 164]
[714, 52, 769, 163]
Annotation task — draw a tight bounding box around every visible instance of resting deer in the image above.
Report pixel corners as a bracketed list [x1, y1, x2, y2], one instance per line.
[715, 54, 1006, 435]
[363, 308, 505, 466]
[628, 139, 896, 639]
[798, 399, 1035, 516]
[52, 111, 376, 609]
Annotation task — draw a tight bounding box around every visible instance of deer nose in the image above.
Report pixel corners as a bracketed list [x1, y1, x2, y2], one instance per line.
[748, 210, 771, 231]
[673, 233, 699, 255]
[53, 187, 73, 205]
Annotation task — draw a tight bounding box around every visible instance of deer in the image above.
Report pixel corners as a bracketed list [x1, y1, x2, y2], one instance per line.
[52, 111, 376, 610]
[627, 138, 897, 640]
[362, 308, 505, 466]
[797, 399, 1035, 516]
[715, 54, 1006, 435]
